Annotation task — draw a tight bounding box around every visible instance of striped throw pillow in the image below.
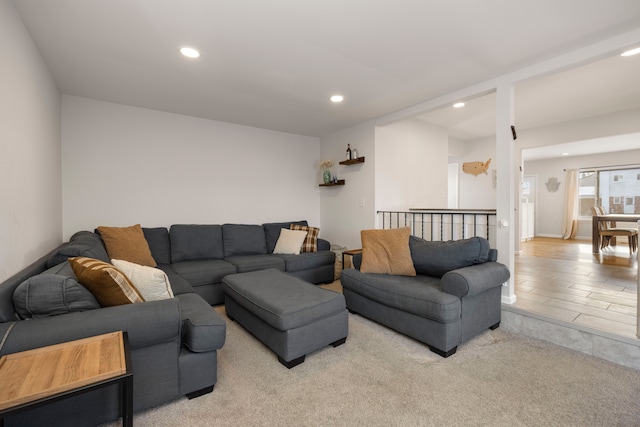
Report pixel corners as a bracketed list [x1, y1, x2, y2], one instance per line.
[69, 257, 145, 306]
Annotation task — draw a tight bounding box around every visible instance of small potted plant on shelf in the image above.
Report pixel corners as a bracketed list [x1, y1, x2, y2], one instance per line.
[320, 160, 334, 184]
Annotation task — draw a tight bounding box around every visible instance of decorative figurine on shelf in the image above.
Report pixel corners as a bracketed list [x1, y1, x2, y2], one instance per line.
[346, 144, 352, 160]
[333, 173, 338, 183]
[320, 160, 334, 184]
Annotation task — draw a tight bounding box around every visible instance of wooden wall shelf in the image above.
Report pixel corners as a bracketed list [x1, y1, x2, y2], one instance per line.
[339, 157, 365, 165]
[319, 180, 345, 187]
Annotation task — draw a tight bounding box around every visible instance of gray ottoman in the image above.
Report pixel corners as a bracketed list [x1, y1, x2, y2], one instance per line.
[222, 268, 348, 368]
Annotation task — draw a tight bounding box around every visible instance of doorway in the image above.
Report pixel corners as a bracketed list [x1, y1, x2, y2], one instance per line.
[521, 175, 536, 241]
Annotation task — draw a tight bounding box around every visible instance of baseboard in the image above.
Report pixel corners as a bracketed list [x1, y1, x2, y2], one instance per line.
[533, 234, 592, 241]
[501, 294, 516, 304]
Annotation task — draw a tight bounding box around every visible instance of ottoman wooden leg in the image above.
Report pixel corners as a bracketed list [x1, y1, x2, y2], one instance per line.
[278, 355, 305, 369]
[331, 337, 346, 347]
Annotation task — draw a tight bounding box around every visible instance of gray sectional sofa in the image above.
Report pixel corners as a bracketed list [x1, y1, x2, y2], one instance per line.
[341, 236, 510, 358]
[165, 221, 335, 305]
[0, 220, 334, 426]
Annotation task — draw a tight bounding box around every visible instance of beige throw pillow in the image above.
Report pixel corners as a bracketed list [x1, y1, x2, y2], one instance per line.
[97, 224, 157, 267]
[111, 259, 174, 301]
[273, 229, 308, 255]
[69, 257, 145, 306]
[360, 227, 416, 276]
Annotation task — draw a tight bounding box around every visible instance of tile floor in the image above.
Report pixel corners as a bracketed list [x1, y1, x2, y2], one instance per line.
[514, 237, 638, 339]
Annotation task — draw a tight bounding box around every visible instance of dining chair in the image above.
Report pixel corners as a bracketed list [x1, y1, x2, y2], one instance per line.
[590, 206, 638, 253]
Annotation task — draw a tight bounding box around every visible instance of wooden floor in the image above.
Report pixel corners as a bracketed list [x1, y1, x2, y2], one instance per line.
[514, 237, 638, 338]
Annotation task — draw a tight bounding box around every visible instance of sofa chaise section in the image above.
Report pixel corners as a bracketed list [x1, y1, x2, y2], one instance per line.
[0, 244, 225, 426]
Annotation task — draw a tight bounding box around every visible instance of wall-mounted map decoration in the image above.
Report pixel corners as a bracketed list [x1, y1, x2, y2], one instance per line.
[462, 158, 491, 176]
[545, 177, 561, 192]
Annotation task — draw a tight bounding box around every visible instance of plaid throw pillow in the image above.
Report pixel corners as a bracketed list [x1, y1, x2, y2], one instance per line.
[290, 224, 319, 252]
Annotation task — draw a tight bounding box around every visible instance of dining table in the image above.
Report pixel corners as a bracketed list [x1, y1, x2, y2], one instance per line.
[591, 214, 640, 254]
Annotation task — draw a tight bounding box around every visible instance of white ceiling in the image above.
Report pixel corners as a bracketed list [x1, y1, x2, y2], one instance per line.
[11, 0, 640, 139]
[418, 53, 640, 160]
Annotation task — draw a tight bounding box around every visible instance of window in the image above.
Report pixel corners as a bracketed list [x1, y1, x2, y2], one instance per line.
[578, 171, 596, 217]
[579, 167, 640, 216]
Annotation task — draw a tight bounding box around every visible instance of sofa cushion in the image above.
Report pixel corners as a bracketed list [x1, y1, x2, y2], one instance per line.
[222, 224, 267, 257]
[171, 259, 237, 287]
[176, 293, 226, 352]
[272, 251, 336, 273]
[143, 227, 172, 265]
[263, 221, 308, 253]
[224, 255, 285, 273]
[360, 227, 416, 276]
[46, 231, 110, 268]
[97, 224, 157, 267]
[410, 236, 491, 278]
[13, 274, 100, 319]
[273, 228, 308, 255]
[156, 265, 194, 295]
[170, 224, 224, 262]
[111, 259, 174, 301]
[340, 269, 461, 323]
[290, 224, 319, 252]
[69, 257, 145, 306]
[41, 261, 75, 277]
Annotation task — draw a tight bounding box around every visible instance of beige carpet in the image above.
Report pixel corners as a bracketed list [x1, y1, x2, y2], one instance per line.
[104, 288, 640, 426]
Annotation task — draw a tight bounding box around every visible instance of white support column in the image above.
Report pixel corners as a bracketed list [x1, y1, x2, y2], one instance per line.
[496, 83, 516, 304]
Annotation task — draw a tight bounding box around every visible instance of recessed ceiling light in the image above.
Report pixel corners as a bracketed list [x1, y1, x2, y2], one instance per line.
[561, 152, 569, 156]
[330, 95, 344, 103]
[621, 47, 640, 57]
[180, 47, 200, 58]
[453, 102, 465, 108]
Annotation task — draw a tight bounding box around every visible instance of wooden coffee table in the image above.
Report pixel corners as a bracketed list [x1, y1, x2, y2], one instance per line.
[0, 331, 133, 427]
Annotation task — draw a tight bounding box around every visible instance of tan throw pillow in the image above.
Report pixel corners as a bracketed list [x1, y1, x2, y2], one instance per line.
[97, 224, 157, 267]
[69, 257, 145, 306]
[111, 259, 174, 301]
[360, 227, 416, 276]
[290, 224, 319, 252]
[273, 229, 308, 255]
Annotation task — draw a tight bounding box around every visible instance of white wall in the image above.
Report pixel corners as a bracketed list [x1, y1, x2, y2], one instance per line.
[524, 148, 640, 238]
[62, 96, 321, 239]
[454, 136, 497, 209]
[375, 119, 449, 210]
[0, 0, 61, 281]
[319, 123, 375, 249]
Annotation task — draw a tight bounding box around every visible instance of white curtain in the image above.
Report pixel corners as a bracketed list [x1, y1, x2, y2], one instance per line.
[562, 169, 579, 239]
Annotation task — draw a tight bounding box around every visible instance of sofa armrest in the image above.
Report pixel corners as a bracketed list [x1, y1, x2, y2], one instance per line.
[176, 294, 226, 352]
[0, 298, 182, 356]
[352, 253, 362, 270]
[318, 238, 330, 251]
[440, 262, 510, 298]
